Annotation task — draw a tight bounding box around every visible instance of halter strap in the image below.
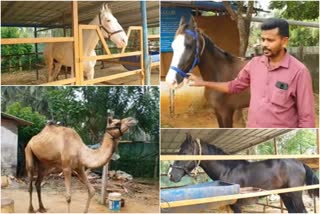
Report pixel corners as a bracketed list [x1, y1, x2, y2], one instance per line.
[99, 12, 124, 38]
[106, 126, 123, 139]
[169, 138, 202, 177]
[170, 29, 201, 78]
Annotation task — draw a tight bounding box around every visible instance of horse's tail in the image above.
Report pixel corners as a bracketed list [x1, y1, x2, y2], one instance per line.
[303, 164, 319, 198]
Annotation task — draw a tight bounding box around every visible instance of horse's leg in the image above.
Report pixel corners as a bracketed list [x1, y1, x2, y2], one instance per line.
[62, 167, 72, 213]
[214, 109, 224, 128]
[215, 108, 234, 128]
[35, 163, 47, 213]
[279, 194, 295, 213]
[229, 202, 242, 213]
[52, 63, 62, 81]
[75, 168, 95, 213]
[46, 57, 54, 82]
[288, 191, 307, 213]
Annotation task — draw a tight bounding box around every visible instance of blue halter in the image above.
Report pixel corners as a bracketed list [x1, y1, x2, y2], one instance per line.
[170, 29, 200, 78]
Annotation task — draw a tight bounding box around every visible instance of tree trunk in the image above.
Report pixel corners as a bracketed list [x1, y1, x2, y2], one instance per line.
[223, 1, 254, 57]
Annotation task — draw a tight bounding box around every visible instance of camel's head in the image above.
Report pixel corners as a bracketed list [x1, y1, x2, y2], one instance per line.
[99, 3, 128, 48]
[107, 117, 138, 138]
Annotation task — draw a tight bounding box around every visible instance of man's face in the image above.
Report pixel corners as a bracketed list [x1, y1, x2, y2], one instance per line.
[261, 28, 288, 58]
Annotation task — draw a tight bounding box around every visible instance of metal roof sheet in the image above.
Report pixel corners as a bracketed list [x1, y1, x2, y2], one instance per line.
[161, 129, 293, 154]
[1, 1, 159, 29]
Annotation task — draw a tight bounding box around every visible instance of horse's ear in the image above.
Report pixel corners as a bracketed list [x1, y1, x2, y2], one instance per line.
[189, 16, 197, 29]
[185, 133, 192, 143]
[102, 3, 109, 11]
[179, 16, 186, 26]
[108, 118, 113, 125]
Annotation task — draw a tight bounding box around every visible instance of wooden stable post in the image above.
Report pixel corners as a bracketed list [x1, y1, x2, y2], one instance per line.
[34, 27, 39, 80]
[71, 1, 80, 85]
[100, 110, 115, 204]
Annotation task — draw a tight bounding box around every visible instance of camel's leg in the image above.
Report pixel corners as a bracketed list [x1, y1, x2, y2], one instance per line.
[76, 168, 95, 213]
[35, 164, 47, 213]
[62, 167, 72, 213]
[25, 146, 35, 213]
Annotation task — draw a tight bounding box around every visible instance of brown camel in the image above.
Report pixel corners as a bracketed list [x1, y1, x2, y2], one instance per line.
[25, 117, 138, 213]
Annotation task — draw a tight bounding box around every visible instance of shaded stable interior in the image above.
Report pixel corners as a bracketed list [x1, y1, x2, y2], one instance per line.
[160, 129, 320, 213]
[1, 1, 160, 85]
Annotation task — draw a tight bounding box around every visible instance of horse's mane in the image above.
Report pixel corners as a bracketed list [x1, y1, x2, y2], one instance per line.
[203, 140, 249, 169]
[201, 33, 238, 62]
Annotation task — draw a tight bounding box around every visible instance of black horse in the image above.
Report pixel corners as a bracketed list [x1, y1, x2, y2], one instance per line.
[165, 17, 250, 128]
[168, 133, 319, 213]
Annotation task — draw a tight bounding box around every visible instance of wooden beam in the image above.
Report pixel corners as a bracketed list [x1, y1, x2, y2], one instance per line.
[72, 1, 80, 85]
[1, 37, 74, 45]
[80, 51, 142, 61]
[160, 184, 320, 208]
[82, 69, 142, 85]
[160, 154, 320, 161]
[41, 78, 76, 86]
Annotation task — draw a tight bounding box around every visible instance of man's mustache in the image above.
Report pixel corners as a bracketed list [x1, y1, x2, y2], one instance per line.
[263, 47, 271, 52]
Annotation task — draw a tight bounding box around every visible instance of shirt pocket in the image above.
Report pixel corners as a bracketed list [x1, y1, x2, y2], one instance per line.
[270, 88, 288, 107]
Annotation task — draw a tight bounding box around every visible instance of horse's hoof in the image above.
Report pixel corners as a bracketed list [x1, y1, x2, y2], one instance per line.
[28, 208, 36, 213]
[38, 207, 47, 213]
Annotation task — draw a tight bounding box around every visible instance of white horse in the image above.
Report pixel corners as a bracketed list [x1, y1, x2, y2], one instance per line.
[44, 3, 127, 82]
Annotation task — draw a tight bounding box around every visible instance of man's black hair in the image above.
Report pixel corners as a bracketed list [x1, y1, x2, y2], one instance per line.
[261, 18, 289, 37]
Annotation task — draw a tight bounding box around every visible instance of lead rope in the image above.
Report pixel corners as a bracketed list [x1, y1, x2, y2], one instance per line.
[193, 138, 202, 177]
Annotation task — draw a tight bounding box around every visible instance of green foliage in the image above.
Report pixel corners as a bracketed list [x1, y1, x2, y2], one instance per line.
[1, 86, 160, 145]
[268, 1, 319, 47]
[288, 27, 319, 47]
[269, 1, 319, 20]
[5, 102, 46, 143]
[1, 27, 34, 72]
[257, 129, 317, 155]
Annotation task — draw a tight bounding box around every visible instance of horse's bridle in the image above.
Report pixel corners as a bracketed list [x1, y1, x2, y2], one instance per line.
[170, 29, 205, 78]
[169, 139, 202, 177]
[99, 12, 124, 38]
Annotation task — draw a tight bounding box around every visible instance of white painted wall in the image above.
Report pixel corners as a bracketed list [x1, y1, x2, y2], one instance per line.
[1, 119, 18, 176]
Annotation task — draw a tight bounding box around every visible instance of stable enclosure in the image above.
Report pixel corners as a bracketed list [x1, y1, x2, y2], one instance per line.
[160, 129, 319, 213]
[1, 1, 160, 85]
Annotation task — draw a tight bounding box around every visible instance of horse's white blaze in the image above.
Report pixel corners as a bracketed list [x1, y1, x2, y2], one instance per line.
[167, 166, 173, 178]
[166, 34, 186, 88]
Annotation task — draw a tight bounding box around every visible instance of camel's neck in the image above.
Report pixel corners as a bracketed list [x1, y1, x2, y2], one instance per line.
[80, 133, 116, 169]
[82, 16, 104, 55]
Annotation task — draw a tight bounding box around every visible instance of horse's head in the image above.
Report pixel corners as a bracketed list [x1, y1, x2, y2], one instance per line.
[106, 117, 138, 138]
[166, 16, 202, 88]
[99, 3, 128, 48]
[168, 133, 201, 183]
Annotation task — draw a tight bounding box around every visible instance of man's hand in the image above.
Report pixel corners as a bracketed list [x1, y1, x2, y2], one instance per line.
[188, 73, 205, 87]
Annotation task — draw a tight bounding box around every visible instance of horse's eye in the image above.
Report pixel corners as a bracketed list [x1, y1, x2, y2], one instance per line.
[107, 19, 111, 22]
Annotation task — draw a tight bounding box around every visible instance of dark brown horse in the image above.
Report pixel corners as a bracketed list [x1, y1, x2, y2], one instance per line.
[165, 17, 250, 128]
[168, 134, 319, 213]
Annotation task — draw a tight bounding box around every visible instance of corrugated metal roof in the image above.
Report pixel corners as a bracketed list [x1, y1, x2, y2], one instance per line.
[1, 1, 159, 29]
[1, 112, 33, 126]
[161, 129, 292, 154]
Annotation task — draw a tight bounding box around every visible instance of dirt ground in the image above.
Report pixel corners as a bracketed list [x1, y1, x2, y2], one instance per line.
[1, 174, 159, 213]
[1, 62, 159, 85]
[161, 94, 319, 128]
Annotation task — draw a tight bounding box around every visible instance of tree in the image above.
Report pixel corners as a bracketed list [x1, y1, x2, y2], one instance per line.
[269, 1, 319, 20]
[223, 1, 255, 56]
[269, 1, 319, 47]
[1, 27, 33, 72]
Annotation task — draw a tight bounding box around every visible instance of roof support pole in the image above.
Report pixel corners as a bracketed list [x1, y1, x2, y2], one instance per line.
[72, 1, 80, 85]
[141, 0, 149, 85]
[34, 27, 39, 80]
